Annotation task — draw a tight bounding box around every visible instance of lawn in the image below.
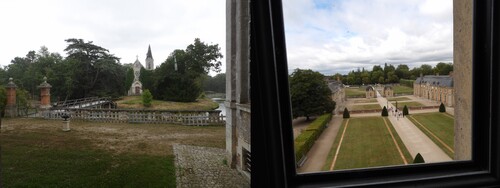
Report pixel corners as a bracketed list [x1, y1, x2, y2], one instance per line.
[391, 101, 425, 108]
[393, 85, 413, 94]
[322, 117, 412, 171]
[352, 99, 378, 103]
[0, 118, 226, 187]
[387, 97, 412, 101]
[345, 88, 366, 98]
[408, 113, 455, 158]
[350, 104, 382, 111]
[116, 96, 219, 110]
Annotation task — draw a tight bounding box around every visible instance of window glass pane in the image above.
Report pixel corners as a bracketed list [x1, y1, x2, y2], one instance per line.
[282, 0, 470, 173]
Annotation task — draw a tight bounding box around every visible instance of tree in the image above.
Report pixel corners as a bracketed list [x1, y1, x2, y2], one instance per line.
[343, 108, 350, 118]
[0, 86, 6, 118]
[420, 64, 434, 75]
[403, 105, 409, 116]
[413, 153, 425, 163]
[63, 38, 125, 99]
[289, 69, 335, 121]
[153, 39, 223, 102]
[203, 73, 226, 93]
[381, 106, 388, 116]
[142, 89, 153, 107]
[433, 62, 453, 75]
[439, 103, 446, 112]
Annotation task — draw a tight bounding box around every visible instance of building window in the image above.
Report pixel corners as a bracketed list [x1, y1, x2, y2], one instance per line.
[251, 0, 500, 187]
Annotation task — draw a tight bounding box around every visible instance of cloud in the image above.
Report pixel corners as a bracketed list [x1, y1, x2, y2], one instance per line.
[0, 0, 225, 75]
[283, 0, 453, 75]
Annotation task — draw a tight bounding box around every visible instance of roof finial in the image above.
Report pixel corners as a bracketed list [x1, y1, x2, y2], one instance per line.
[136, 55, 138, 60]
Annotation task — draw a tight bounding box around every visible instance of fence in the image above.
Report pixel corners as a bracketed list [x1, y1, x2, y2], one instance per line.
[42, 108, 225, 126]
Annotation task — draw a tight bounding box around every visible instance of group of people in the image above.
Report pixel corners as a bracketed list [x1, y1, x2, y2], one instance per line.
[388, 106, 404, 120]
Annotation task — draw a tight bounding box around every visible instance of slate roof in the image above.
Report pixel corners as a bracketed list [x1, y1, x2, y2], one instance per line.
[328, 81, 343, 93]
[415, 75, 453, 87]
[384, 85, 393, 91]
[365, 85, 375, 91]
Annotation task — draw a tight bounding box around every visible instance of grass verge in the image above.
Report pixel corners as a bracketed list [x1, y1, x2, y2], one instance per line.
[116, 96, 219, 110]
[408, 113, 454, 158]
[322, 117, 412, 171]
[350, 104, 382, 111]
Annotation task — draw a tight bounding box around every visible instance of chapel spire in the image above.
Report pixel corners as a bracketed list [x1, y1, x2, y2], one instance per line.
[145, 45, 154, 70]
[146, 45, 153, 59]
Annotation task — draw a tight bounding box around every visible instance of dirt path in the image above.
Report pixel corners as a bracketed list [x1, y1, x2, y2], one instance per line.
[296, 115, 343, 173]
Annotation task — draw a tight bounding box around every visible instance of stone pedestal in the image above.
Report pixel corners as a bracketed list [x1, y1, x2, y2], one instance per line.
[62, 120, 71, 131]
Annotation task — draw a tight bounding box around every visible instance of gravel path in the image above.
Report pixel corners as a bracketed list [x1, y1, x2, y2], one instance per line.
[173, 144, 250, 188]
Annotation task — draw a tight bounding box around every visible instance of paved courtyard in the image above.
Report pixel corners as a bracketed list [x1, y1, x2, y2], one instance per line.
[173, 144, 250, 188]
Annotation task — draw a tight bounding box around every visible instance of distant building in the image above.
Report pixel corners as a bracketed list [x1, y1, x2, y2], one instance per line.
[366, 85, 376, 98]
[413, 73, 454, 107]
[327, 78, 346, 114]
[383, 85, 394, 97]
[127, 46, 155, 96]
[128, 57, 144, 96]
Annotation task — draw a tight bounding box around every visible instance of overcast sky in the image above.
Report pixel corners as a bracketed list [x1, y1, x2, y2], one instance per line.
[0, 0, 452, 77]
[0, 0, 225, 75]
[283, 0, 453, 75]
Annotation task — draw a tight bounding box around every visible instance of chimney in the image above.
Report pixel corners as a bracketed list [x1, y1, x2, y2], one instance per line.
[420, 73, 423, 78]
[336, 76, 340, 82]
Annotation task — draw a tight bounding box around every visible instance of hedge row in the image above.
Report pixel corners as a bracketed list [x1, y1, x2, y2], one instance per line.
[294, 113, 332, 165]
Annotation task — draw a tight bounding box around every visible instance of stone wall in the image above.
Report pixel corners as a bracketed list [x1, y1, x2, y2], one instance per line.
[453, 0, 472, 160]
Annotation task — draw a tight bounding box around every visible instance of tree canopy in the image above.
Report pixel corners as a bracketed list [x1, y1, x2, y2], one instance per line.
[289, 69, 335, 120]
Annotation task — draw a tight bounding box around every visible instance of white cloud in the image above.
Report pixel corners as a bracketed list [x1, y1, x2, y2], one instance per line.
[0, 0, 225, 75]
[283, 0, 453, 75]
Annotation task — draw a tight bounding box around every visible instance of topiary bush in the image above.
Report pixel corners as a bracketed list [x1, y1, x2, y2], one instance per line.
[381, 106, 388, 116]
[142, 89, 153, 107]
[439, 103, 446, 112]
[403, 105, 409, 116]
[343, 107, 350, 118]
[413, 153, 425, 164]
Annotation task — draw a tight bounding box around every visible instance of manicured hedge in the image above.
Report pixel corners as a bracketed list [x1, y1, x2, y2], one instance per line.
[294, 113, 332, 165]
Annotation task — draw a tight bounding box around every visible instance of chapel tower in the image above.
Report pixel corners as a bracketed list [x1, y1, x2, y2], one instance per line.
[145, 45, 154, 70]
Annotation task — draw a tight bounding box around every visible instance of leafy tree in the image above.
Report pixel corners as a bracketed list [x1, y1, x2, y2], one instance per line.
[382, 106, 388, 116]
[153, 39, 223, 102]
[343, 107, 350, 118]
[433, 62, 453, 75]
[139, 67, 154, 91]
[203, 73, 226, 93]
[439, 103, 446, 112]
[420, 64, 434, 76]
[290, 69, 335, 121]
[403, 105, 409, 116]
[16, 89, 31, 114]
[124, 67, 134, 94]
[63, 38, 126, 99]
[395, 64, 410, 80]
[413, 153, 425, 163]
[0, 86, 6, 118]
[142, 89, 153, 107]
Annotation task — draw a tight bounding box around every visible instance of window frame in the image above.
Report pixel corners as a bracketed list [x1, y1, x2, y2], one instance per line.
[251, 0, 500, 187]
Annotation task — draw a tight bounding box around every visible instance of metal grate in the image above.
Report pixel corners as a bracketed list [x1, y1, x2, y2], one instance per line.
[243, 148, 251, 173]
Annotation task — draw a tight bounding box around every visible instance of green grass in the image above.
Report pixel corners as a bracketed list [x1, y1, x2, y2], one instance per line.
[352, 99, 378, 103]
[391, 101, 425, 108]
[322, 117, 412, 170]
[116, 96, 219, 110]
[345, 88, 366, 98]
[408, 113, 455, 158]
[387, 97, 412, 101]
[350, 104, 382, 111]
[393, 85, 413, 94]
[1, 132, 176, 187]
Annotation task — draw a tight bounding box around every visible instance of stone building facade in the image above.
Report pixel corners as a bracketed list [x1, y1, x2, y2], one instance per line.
[225, 0, 251, 181]
[327, 80, 345, 115]
[383, 86, 394, 97]
[128, 57, 144, 96]
[365, 85, 376, 98]
[413, 74, 454, 107]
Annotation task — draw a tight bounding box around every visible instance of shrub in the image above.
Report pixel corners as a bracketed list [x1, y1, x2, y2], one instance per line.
[294, 113, 332, 165]
[381, 106, 388, 116]
[413, 153, 425, 163]
[343, 108, 350, 118]
[142, 89, 153, 107]
[439, 103, 446, 112]
[403, 105, 409, 116]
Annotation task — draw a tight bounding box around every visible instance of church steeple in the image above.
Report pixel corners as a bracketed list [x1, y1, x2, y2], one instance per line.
[146, 45, 153, 59]
[145, 45, 154, 70]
